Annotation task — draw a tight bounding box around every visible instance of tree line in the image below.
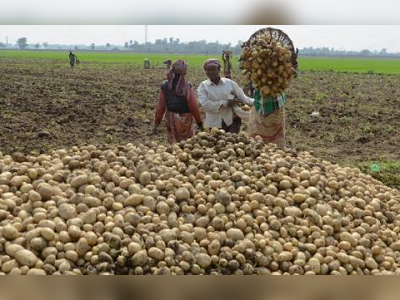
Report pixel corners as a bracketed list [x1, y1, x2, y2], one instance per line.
[300, 47, 400, 58]
[1, 37, 400, 58]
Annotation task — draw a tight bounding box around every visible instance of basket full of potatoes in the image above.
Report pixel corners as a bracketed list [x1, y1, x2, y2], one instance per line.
[239, 27, 299, 98]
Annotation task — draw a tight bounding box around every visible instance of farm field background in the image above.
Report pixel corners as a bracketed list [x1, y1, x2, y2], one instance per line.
[0, 51, 399, 189]
[2, 50, 400, 74]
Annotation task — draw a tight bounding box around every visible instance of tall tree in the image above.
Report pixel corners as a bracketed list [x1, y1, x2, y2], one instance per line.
[17, 37, 28, 49]
[360, 49, 371, 56]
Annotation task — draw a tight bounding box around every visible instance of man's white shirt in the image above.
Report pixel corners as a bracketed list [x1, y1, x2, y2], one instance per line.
[197, 78, 254, 128]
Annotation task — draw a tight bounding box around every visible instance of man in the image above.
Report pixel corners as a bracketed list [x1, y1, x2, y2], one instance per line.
[197, 59, 254, 134]
[69, 51, 78, 68]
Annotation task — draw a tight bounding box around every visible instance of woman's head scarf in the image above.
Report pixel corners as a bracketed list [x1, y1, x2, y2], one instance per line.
[167, 59, 189, 97]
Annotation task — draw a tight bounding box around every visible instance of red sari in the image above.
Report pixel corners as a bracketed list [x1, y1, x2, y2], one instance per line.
[154, 87, 202, 145]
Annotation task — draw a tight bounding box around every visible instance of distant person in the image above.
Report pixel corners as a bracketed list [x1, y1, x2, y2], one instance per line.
[221, 51, 233, 79]
[153, 59, 204, 145]
[144, 58, 150, 69]
[246, 81, 256, 97]
[164, 59, 172, 69]
[69, 51, 79, 68]
[197, 59, 254, 134]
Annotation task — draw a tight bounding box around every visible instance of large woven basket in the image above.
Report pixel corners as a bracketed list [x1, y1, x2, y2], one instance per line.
[242, 27, 299, 69]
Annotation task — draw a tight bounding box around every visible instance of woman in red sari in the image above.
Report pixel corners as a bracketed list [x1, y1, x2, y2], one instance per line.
[153, 59, 204, 145]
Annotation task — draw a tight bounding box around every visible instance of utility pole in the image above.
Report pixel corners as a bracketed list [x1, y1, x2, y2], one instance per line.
[145, 25, 148, 44]
[6, 36, 8, 46]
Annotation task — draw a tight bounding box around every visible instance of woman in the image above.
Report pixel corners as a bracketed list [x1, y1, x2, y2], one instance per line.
[248, 58, 299, 148]
[247, 91, 287, 147]
[197, 59, 254, 134]
[153, 59, 204, 145]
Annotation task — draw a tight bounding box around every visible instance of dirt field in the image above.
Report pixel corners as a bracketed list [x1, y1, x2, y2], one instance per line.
[1, 58, 399, 188]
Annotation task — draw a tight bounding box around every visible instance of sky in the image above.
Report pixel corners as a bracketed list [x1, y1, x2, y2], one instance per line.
[0, 25, 400, 52]
[1, 0, 400, 24]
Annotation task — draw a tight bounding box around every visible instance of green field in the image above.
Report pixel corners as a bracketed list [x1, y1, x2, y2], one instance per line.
[298, 57, 400, 74]
[0, 50, 209, 67]
[2, 50, 400, 74]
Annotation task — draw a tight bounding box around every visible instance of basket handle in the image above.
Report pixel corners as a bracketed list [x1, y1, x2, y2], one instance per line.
[242, 27, 298, 66]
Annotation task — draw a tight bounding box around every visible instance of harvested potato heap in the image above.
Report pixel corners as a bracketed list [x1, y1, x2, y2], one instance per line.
[1, 130, 400, 275]
[240, 32, 296, 97]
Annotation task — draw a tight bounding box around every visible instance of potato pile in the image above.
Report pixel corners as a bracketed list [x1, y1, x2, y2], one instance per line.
[1, 130, 400, 275]
[240, 32, 296, 97]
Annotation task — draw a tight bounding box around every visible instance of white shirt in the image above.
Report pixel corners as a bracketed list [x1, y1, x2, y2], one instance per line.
[197, 78, 254, 128]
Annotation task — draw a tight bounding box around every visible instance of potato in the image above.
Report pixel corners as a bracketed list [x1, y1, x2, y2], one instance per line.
[15, 249, 38, 267]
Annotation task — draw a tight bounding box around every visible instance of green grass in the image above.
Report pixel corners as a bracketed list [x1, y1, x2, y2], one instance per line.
[357, 160, 400, 190]
[298, 57, 400, 74]
[2, 50, 400, 74]
[0, 50, 211, 67]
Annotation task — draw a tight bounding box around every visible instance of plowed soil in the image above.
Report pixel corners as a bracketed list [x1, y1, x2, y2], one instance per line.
[1, 58, 399, 187]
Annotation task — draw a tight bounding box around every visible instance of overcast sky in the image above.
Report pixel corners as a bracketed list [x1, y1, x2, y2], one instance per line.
[1, 25, 399, 52]
[1, 0, 400, 24]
